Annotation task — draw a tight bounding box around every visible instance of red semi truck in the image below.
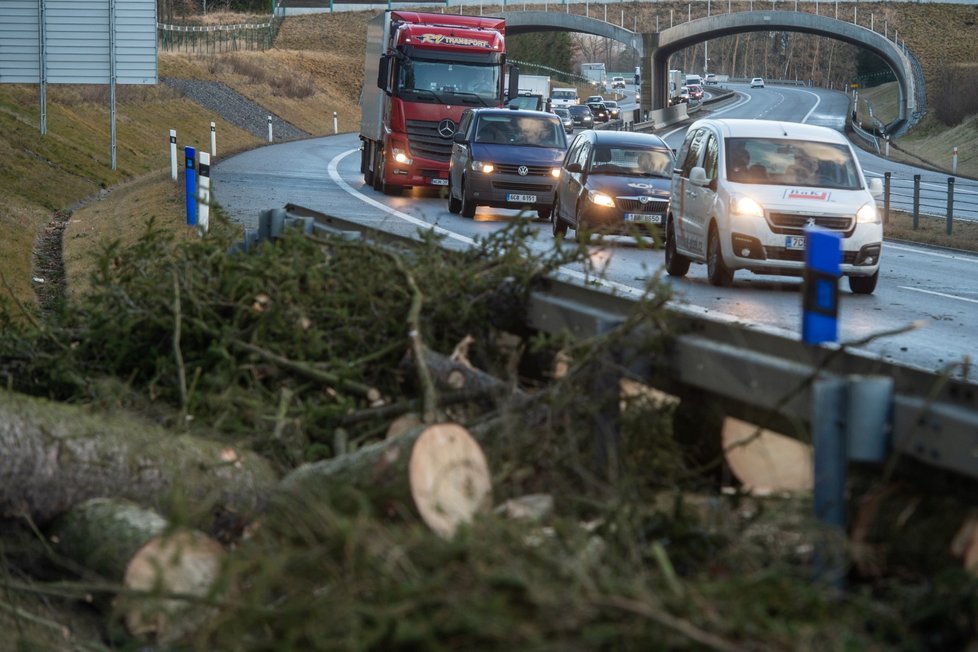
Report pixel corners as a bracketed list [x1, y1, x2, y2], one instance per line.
[359, 11, 518, 195]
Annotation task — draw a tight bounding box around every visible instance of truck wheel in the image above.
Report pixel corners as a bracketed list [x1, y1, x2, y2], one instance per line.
[373, 150, 402, 196]
[460, 179, 476, 218]
[362, 145, 374, 186]
[848, 270, 878, 295]
[706, 225, 734, 287]
[448, 178, 461, 214]
[665, 218, 690, 277]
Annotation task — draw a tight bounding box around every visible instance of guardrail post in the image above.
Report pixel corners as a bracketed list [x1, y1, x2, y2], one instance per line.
[812, 377, 848, 588]
[333, 111, 338, 134]
[952, 146, 958, 175]
[588, 348, 623, 482]
[210, 121, 217, 157]
[947, 177, 955, 235]
[912, 174, 920, 229]
[198, 152, 211, 234]
[883, 172, 891, 225]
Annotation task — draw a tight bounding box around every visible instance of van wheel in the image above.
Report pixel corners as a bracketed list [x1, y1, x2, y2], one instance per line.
[665, 218, 690, 277]
[460, 179, 476, 218]
[448, 177, 461, 214]
[849, 270, 878, 295]
[706, 225, 734, 287]
[551, 196, 568, 238]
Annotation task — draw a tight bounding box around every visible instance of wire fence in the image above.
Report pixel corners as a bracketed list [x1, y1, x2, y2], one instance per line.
[157, 2, 286, 53]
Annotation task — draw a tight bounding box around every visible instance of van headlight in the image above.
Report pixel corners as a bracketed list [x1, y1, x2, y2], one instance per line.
[551, 168, 561, 178]
[472, 161, 494, 174]
[588, 190, 615, 208]
[856, 202, 880, 224]
[731, 196, 764, 218]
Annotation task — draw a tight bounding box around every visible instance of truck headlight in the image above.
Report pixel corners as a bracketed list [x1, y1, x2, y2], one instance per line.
[392, 146, 412, 165]
[731, 196, 764, 218]
[856, 202, 880, 224]
[589, 190, 615, 207]
[472, 161, 494, 174]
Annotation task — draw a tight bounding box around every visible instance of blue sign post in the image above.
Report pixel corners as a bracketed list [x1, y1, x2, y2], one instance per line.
[185, 146, 197, 226]
[802, 228, 841, 345]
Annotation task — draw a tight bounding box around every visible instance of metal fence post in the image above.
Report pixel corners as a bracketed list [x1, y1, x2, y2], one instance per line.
[912, 174, 920, 230]
[947, 177, 955, 235]
[883, 172, 891, 225]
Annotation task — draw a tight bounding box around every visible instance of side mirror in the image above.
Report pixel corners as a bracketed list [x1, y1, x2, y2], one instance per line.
[868, 177, 884, 198]
[689, 166, 709, 186]
[507, 64, 520, 104]
[566, 162, 583, 174]
[453, 132, 467, 144]
[377, 55, 390, 92]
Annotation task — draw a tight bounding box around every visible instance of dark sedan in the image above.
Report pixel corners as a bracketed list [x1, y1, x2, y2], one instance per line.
[553, 107, 574, 134]
[603, 100, 621, 120]
[448, 108, 567, 221]
[567, 104, 594, 128]
[550, 130, 674, 243]
[586, 101, 610, 123]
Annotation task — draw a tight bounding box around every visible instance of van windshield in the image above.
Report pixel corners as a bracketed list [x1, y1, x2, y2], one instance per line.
[725, 137, 862, 189]
[552, 90, 577, 100]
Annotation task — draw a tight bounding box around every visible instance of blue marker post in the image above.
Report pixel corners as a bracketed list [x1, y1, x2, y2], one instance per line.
[185, 146, 197, 227]
[801, 228, 841, 345]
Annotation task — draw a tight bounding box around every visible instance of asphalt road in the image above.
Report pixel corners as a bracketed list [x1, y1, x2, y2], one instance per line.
[212, 85, 978, 382]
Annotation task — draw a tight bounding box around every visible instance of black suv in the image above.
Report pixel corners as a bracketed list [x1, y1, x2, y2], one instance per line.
[587, 101, 610, 123]
[448, 108, 568, 220]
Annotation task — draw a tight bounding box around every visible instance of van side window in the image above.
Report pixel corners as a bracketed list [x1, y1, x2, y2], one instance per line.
[680, 129, 706, 176]
[703, 134, 719, 182]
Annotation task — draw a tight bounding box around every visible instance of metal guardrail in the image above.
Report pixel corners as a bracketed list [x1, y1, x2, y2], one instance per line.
[236, 204, 978, 486]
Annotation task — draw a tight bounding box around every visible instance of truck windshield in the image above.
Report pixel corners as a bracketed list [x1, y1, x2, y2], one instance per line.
[397, 60, 500, 106]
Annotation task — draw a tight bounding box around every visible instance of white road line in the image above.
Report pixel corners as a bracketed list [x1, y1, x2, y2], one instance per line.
[898, 286, 978, 304]
[885, 241, 978, 262]
[797, 89, 822, 124]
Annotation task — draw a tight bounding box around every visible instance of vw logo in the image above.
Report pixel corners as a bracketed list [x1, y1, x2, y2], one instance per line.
[517, 165, 529, 176]
[437, 119, 456, 138]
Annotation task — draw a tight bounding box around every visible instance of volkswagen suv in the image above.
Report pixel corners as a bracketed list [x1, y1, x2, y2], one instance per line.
[667, 118, 883, 294]
[448, 108, 568, 220]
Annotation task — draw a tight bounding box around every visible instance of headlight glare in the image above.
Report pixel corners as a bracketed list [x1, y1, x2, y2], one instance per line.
[856, 202, 880, 224]
[589, 191, 615, 208]
[391, 146, 412, 165]
[472, 161, 494, 173]
[732, 196, 764, 217]
[551, 168, 561, 178]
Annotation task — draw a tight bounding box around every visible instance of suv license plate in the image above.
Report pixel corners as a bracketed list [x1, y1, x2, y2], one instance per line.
[785, 235, 807, 250]
[625, 213, 662, 224]
[430, 178, 448, 186]
[506, 193, 537, 203]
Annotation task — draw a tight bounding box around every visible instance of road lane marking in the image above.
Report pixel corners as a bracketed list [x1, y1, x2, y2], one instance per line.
[899, 286, 978, 304]
[885, 241, 978, 262]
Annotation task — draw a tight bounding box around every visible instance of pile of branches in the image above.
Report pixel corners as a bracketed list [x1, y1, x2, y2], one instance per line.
[0, 217, 975, 651]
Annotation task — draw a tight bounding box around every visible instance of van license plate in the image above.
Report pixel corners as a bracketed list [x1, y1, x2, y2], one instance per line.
[785, 235, 807, 251]
[625, 213, 662, 224]
[430, 178, 448, 186]
[507, 194, 537, 203]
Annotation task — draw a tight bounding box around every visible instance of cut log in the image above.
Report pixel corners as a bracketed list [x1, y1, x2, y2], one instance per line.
[0, 389, 279, 530]
[275, 422, 492, 538]
[47, 498, 224, 642]
[401, 346, 526, 399]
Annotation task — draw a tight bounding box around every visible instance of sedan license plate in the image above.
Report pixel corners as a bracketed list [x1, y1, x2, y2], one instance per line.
[785, 235, 807, 251]
[430, 178, 448, 186]
[625, 213, 662, 225]
[506, 193, 537, 203]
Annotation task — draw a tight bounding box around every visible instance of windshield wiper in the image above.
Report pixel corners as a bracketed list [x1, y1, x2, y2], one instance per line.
[447, 91, 491, 107]
[401, 88, 447, 104]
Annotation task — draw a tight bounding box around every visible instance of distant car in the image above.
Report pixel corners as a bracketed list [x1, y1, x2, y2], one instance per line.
[585, 95, 605, 105]
[676, 86, 690, 104]
[750, 77, 765, 88]
[550, 130, 675, 243]
[553, 107, 574, 134]
[603, 100, 621, 120]
[686, 84, 704, 100]
[448, 108, 567, 221]
[567, 104, 594, 128]
[587, 101, 610, 123]
[611, 76, 626, 89]
[667, 118, 883, 293]
[704, 73, 718, 85]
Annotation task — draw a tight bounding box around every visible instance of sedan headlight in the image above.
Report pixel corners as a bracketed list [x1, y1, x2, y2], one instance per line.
[731, 196, 764, 218]
[472, 161, 494, 174]
[856, 202, 880, 224]
[588, 190, 615, 208]
[392, 146, 412, 165]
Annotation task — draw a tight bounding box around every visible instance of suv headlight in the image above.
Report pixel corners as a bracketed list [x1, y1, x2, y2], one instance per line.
[856, 202, 880, 224]
[588, 190, 615, 208]
[472, 161, 494, 174]
[731, 196, 764, 218]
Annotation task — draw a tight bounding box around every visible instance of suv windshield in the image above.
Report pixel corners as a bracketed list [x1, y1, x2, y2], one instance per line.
[725, 137, 861, 189]
[474, 114, 566, 147]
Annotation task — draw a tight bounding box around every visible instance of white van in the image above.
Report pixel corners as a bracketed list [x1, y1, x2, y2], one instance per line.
[684, 73, 703, 87]
[550, 87, 579, 109]
[667, 118, 884, 294]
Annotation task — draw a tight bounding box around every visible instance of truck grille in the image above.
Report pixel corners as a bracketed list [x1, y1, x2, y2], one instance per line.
[767, 212, 854, 236]
[405, 120, 454, 163]
[494, 163, 555, 176]
[618, 198, 668, 212]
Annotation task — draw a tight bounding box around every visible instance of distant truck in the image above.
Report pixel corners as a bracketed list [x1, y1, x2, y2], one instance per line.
[505, 73, 551, 111]
[359, 10, 518, 194]
[667, 69, 686, 106]
[550, 87, 579, 109]
[581, 62, 607, 89]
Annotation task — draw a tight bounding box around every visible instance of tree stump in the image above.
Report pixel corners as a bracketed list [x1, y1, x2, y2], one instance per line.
[276, 422, 492, 538]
